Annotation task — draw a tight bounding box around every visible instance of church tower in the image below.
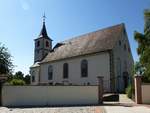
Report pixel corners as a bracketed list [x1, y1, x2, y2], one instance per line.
[34, 15, 52, 63]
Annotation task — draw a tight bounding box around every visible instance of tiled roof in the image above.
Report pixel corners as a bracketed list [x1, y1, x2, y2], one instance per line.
[41, 23, 125, 63]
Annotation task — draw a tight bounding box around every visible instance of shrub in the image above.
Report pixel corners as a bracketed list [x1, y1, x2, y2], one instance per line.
[10, 79, 25, 85]
[126, 84, 132, 98]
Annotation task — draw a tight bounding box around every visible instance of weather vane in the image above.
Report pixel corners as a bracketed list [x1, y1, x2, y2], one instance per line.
[43, 13, 46, 23]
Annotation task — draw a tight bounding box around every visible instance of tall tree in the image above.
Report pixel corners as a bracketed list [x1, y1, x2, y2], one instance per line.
[0, 43, 13, 74]
[134, 9, 150, 82]
[13, 71, 24, 80]
[24, 74, 30, 84]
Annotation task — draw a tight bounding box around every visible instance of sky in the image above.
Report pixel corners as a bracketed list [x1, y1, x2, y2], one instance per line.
[0, 0, 149, 75]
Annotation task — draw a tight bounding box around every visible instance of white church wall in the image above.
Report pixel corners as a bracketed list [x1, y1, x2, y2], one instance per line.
[113, 29, 134, 92]
[40, 52, 110, 92]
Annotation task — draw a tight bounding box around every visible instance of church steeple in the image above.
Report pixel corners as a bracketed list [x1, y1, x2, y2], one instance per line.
[39, 14, 49, 38]
[34, 14, 53, 63]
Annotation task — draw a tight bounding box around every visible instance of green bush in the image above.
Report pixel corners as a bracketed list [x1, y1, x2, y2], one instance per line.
[10, 79, 25, 85]
[126, 84, 132, 98]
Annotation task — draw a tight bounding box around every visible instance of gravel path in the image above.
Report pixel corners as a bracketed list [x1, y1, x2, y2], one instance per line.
[0, 105, 150, 113]
[0, 106, 104, 113]
[104, 106, 150, 113]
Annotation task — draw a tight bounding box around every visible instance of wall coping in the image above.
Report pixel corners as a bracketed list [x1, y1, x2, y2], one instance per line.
[142, 83, 150, 85]
[2, 85, 98, 87]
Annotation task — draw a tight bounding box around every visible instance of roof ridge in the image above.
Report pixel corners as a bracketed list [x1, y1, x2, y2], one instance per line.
[60, 23, 124, 43]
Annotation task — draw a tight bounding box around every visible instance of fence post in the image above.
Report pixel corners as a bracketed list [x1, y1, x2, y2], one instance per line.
[97, 76, 104, 104]
[134, 75, 142, 104]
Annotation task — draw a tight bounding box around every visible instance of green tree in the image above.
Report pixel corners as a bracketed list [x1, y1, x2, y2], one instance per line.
[10, 79, 25, 85]
[24, 74, 30, 84]
[13, 71, 24, 80]
[134, 9, 150, 82]
[0, 43, 13, 74]
[8, 71, 31, 85]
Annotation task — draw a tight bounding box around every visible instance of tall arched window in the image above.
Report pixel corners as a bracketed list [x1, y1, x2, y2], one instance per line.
[32, 71, 35, 82]
[81, 59, 88, 77]
[48, 65, 53, 80]
[63, 63, 68, 79]
[46, 41, 49, 47]
[37, 41, 40, 47]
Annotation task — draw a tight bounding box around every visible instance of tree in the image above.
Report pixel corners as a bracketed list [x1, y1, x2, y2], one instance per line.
[134, 9, 150, 82]
[10, 79, 25, 85]
[0, 43, 13, 74]
[24, 74, 30, 84]
[13, 71, 24, 80]
[7, 71, 31, 85]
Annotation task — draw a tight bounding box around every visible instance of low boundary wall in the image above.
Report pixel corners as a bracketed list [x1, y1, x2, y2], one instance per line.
[134, 75, 150, 104]
[141, 83, 150, 104]
[2, 85, 99, 107]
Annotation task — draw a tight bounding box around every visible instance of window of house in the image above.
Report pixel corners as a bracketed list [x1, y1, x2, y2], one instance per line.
[123, 28, 126, 35]
[81, 59, 88, 77]
[46, 41, 49, 47]
[63, 63, 69, 79]
[37, 41, 40, 47]
[48, 65, 53, 80]
[124, 44, 127, 51]
[32, 71, 35, 82]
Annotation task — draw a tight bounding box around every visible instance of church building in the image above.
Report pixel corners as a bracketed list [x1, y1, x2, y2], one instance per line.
[30, 17, 134, 92]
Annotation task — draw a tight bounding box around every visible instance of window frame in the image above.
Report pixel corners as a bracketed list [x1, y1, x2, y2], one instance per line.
[63, 63, 69, 79]
[46, 41, 49, 47]
[37, 41, 40, 47]
[48, 65, 53, 80]
[81, 59, 88, 77]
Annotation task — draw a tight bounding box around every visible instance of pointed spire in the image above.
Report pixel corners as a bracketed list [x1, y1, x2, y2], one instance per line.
[39, 13, 48, 38]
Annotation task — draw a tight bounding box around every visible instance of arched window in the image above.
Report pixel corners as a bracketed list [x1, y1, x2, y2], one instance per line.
[37, 41, 40, 47]
[81, 59, 88, 77]
[48, 65, 53, 80]
[63, 63, 68, 79]
[46, 41, 49, 47]
[32, 71, 35, 82]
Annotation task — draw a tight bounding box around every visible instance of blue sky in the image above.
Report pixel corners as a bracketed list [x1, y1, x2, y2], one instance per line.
[0, 0, 149, 75]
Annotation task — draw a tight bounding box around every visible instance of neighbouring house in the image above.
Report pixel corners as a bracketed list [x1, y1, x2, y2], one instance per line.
[30, 18, 133, 92]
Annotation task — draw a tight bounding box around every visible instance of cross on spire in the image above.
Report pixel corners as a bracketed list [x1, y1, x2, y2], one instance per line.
[43, 13, 46, 23]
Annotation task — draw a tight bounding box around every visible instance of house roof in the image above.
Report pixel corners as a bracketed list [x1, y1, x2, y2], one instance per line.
[30, 62, 40, 68]
[41, 23, 125, 63]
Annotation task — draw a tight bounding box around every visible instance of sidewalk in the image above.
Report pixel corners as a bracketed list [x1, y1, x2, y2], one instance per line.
[103, 94, 150, 113]
[0, 94, 149, 113]
[104, 106, 150, 113]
